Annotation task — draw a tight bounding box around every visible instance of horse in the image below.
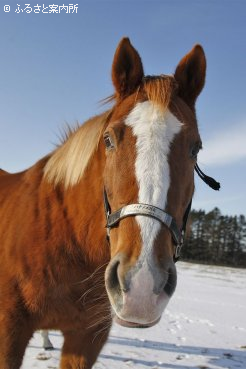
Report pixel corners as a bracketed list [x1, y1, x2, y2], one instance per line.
[0, 37, 219, 369]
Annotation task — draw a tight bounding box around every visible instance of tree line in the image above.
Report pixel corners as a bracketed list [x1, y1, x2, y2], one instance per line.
[182, 207, 246, 267]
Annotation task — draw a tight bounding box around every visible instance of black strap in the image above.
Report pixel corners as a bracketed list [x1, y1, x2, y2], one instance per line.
[173, 200, 192, 262]
[103, 188, 111, 216]
[195, 163, 220, 191]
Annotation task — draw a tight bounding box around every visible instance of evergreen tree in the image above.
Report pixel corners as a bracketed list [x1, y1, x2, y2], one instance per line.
[182, 208, 246, 267]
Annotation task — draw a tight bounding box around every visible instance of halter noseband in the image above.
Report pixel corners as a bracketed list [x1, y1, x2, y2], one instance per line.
[103, 163, 220, 262]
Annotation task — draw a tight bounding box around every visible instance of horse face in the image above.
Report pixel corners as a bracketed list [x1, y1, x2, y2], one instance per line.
[104, 38, 205, 327]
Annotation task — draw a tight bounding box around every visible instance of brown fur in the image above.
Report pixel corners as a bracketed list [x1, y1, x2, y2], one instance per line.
[0, 38, 206, 368]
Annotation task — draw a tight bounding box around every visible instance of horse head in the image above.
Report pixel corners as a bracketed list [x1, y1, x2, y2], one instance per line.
[103, 38, 206, 327]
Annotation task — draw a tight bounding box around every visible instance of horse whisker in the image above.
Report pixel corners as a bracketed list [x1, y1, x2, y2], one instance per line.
[74, 262, 108, 286]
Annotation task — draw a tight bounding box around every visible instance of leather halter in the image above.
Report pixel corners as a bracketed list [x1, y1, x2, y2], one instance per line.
[103, 189, 191, 262]
[103, 164, 220, 263]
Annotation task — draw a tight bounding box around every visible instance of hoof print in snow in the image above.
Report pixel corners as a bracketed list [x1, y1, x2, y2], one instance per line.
[36, 351, 52, 360]
[124, 359, 134, 365]
[176, 355, 183, 360]
[176, 354, 189, 360]
[223, 352, 233, 359]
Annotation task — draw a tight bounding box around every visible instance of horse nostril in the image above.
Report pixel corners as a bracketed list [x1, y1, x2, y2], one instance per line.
[163, 267, 177, 297]
[105, 255, 129, 298]
[106, 259, 120, 292]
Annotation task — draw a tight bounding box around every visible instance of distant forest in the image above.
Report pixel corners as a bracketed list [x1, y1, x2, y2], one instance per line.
[182, 208, 246, 267]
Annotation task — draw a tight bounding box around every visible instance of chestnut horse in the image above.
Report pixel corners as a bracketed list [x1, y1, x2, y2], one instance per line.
[0, 38, 218, 369]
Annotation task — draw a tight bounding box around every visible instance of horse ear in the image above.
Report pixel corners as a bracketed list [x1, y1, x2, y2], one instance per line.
[112, 37, 144, 99]
[174, 45, 206, 108]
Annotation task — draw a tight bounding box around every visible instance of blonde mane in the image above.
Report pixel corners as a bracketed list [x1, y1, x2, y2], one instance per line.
[44, 111, 110, 188]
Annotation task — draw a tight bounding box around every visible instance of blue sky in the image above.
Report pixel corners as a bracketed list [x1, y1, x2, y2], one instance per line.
[0, 0, 245, 216]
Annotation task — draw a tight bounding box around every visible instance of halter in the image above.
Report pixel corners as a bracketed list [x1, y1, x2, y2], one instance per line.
[103, 163, 220, 262]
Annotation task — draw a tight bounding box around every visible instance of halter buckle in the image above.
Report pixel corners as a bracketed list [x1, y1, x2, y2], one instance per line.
[174, 230, 185, 259]
[175, 244, 181, 259]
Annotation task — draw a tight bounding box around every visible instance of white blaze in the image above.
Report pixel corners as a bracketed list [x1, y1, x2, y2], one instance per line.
[125, 101, 183, 259]
[115, 101, 183, 324]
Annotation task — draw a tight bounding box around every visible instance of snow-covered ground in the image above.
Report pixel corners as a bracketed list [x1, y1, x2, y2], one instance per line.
[22, 262, 246, 369]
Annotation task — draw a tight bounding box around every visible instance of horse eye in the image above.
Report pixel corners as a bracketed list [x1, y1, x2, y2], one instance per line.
[103, 133, 115, 150]
[191, 143, 202, 160]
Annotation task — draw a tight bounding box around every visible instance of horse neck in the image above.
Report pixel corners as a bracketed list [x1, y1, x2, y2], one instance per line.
[41, 140, 109, 267]
[66, 140, 108, 262]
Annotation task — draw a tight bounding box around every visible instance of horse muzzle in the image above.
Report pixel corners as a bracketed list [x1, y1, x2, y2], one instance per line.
[105, 253, 177, 327]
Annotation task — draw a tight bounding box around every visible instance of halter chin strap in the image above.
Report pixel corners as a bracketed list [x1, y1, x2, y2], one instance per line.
[103, 163, 220, 263]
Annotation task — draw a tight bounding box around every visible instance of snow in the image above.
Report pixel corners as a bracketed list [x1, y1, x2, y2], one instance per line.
[22, 262, 246, 369]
